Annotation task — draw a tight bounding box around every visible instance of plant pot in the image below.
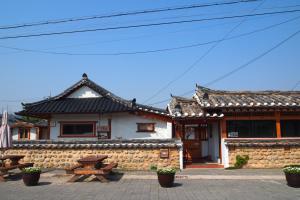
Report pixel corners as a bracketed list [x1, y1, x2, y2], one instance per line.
[157, 173, 175, 188]
[285, 172, 300, 188]
[22, 173, 40, 186]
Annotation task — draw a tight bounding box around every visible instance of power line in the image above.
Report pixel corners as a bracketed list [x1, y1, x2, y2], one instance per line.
[143, 0, 267, 104]
[148, 26, 300, 106]
[0, 9, 299, 40]
[0, 15, 299, 56]
[0, 0, 260, 30]
[291, 80, 300, 91]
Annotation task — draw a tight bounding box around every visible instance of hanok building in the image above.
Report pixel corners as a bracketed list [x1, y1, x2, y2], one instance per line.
[16, 73, 172, 141]
[168, 85, 300, 168]
[0, 114, 48, 141]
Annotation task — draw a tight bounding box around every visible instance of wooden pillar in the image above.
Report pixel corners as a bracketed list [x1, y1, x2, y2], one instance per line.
[108, 119, 112, 139]
[47, 118, 51, 140]
[36, 127, 40, 140]
[221, 119, 227, 139]
[275, 112, 281, 138]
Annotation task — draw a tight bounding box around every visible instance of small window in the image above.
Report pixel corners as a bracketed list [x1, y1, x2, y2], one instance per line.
[137, 123, 155, 132]
[19, 128, 30, 140]
[281, 120, 300, 137]
[60, 122, 95, 137]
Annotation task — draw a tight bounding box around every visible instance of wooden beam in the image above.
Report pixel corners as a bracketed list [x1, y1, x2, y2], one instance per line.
[275, 112, 281, 138]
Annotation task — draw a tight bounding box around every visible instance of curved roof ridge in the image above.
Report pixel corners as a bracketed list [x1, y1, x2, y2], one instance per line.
[23, 73, 132, 108]
[196, 84, 300, 95]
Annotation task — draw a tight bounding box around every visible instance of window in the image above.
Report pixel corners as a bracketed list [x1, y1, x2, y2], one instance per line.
[60, 122, 95, 137]
[185, 126, 197, 140]
[137, 123, 155, 132]
[281, 120, 300, 137]
[227, 120, 276, 138]
[184, 124, 208, 140]
[19, 128, 30, 140]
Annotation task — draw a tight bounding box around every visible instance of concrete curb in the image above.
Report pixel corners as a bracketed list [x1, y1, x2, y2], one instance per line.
[121, 174, 285, 180]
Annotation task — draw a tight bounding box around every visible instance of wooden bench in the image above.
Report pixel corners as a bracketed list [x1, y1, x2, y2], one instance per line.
[65, 163, 83, 174]
[68, 162, 118, 183]
[102, 163, 118, 173]
[0, 163, 34, 182]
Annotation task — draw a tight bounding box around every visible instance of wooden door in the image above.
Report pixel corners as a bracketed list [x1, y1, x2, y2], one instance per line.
[183, 125, 208, 163]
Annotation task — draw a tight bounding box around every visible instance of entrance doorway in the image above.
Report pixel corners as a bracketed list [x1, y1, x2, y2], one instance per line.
[180, 122, 220, 166]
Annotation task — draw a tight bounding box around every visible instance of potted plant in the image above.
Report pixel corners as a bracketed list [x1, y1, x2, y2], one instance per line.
[283, 165, 300, 188]
[157, 168, 177, 187]
[22, 167, 41, 186]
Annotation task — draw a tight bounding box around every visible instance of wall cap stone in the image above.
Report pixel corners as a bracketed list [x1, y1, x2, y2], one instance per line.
[225, 138, 300, 147]
[12, 139, 183, 149]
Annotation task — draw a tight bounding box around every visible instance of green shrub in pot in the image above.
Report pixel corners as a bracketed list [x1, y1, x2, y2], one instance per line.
[22, 167, 42, 186]
[157, 168, 177, 175]
[22, 167, 41, 174]
[283, 165, 300, 188]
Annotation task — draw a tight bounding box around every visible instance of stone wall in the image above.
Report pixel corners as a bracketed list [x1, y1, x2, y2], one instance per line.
[226, 139, 300, 168]
[2, 140, 181, 170]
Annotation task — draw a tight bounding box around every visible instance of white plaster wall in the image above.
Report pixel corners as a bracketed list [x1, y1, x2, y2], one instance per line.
[12, 128, 18, 140]
[111, 113, 172, 139]
[67, 86, 101, 98]
[221, 139, 229, 168]
[49, 113, 172, 140]
[30, 128, 37, 140]
[201, 122, 219, 162]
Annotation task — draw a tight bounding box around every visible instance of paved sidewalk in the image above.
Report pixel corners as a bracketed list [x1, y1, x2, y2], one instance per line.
[0, 169, 298, 200]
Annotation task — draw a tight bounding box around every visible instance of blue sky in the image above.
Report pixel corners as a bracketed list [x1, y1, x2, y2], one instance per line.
[1, 0, 300, 113]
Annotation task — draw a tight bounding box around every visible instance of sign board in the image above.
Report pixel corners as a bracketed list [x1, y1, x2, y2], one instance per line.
[160, 149, 169, 159]
[50, 121, 56, 127]
[97, 125, 110, 132]
[228, 132, 238, 138]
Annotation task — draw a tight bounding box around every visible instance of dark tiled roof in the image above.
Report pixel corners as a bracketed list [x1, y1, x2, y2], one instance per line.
[168, 96, 223, 118]
[17, 74, 169, 117]
[18, 97, 131, 115]
[168, 85, 300, 118]
[195, 85, 300, 108]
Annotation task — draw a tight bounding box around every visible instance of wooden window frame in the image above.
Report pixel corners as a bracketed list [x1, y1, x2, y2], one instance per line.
[280, 119, 300, 138]
[18, 128, 30, 140]
[136, 123, 156, 133]
[59, 121, 96, 138]
[226, 120, 277, 138]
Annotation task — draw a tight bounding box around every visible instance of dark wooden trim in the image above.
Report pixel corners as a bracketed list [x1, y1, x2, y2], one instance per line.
[59, 121, 97, 137]
[108, 119, 112, 139]
[47, 118, 51, 140]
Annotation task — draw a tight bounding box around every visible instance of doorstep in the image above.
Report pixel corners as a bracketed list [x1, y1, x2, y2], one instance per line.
[184, 163, 224, 169]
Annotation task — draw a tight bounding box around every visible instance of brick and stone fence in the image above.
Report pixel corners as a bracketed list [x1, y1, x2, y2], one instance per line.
[1, 139, 182, 170]
[226, 138, 300, 168]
